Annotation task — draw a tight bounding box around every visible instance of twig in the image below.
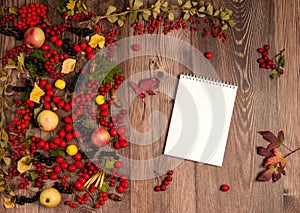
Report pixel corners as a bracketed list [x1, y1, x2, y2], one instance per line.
[284, 147, 300, 158]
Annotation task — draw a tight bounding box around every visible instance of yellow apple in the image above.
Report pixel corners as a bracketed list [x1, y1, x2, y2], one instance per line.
[37, 110, 59, 132]
[39, 187, 61, 208]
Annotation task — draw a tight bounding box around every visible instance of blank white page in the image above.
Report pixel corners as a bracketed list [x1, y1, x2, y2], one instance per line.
[164, 74, 237, 167]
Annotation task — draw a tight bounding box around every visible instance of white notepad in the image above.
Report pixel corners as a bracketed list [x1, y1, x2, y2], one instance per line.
[164, 74, 237, 167]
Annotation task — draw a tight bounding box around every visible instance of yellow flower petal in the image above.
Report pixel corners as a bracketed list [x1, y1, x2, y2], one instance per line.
[89, 34, 105, 49]
[30, 82, 45, 104]
[17, 156, 33, 174]
[61, 58, 76, 74]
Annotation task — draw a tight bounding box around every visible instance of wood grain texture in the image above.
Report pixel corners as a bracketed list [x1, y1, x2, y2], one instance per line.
[0, 0, 300, 212]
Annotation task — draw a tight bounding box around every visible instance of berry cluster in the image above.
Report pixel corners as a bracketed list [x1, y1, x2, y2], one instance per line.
[14, 191, 41, 205]
[0, 14, 16, 25]
[63, 12, 93, 21]
[154, 170, 174, 192]
[1, 44, 31, 65]
[256, 45, 285, 78]
[13, 3, 48, 31]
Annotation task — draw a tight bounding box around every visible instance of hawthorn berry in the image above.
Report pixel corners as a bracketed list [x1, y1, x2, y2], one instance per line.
[220, 184, 230, 192]
[204, 52, 213, 59]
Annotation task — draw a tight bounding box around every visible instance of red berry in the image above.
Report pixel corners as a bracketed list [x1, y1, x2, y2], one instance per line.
[74, 181, 83, 189]
[75, 161, 83, 169]
[132, 44, 140, 51]
[109, 128, 118, 137]
[50, 173, 58, 180]
[117, 185, 125, 193]
[154, 186, 161, 191]
[80, 43, 87, 50]
[85, 46, 93, 53]
[54, 165, 62, 173]
[119, 175, 127, 182]
[204, 52, 213, 59]
[73, 44, 81, 53]
[115, 160, 122, 168]
[50, 35, 58, 42]
[264, 44, 270, 51]
[55, 39, 63, 47]
[160, 185, 167, 191]
[279, 69, 284, 74]
[257, 48, 264, 53]
[167, 170, 174, 176]
[61, 162, 69, 169]
[87, 52, 94, 60]
[121, 181, 129, 189]
[41, 44, 50, 51]
[220, 184, 230, 192]
[56, 156, 64, 164]
[74, 153, 82, 161]
[68, 164, 77, 172]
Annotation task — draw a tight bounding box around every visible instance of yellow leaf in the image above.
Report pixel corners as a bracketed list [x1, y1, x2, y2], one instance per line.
[67, 0, 76, 10]
[89, 34, 106, 49]
[61, 58, 77, 74]
[17, 156, 33, 174]
[30, 83, 45, 104]
[3, 197, 15, 209]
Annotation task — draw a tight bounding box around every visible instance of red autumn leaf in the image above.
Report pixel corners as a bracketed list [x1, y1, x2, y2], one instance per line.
[259, 130, 285, 150]
[257, 146, 274, 158]
[259, 131, 279, 144]
[256, 169, 273, 182]
[264, 148, 286, 168]
[272, 170, 281, 182]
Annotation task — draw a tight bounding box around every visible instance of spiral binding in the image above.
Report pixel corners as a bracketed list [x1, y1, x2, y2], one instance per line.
[180, 73, 237, 89]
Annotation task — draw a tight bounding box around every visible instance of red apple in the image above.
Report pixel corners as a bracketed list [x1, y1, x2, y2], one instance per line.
[24, 27, 45, 48]
[91, 128, 110, 147]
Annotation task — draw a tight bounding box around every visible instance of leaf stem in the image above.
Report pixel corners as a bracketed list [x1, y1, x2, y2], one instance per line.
[271, 49, 285, 60]
[284, 147, 300, 158]
[281, 143, 293, 152]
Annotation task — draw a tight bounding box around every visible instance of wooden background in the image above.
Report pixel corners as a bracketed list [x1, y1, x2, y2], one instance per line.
[0, 0, 300, 212]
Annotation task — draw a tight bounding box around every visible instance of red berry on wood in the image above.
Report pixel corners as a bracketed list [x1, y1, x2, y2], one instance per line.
[264, 44, 270, 51]
[220, 184, 230, 192]
[73, 44, 81, 53]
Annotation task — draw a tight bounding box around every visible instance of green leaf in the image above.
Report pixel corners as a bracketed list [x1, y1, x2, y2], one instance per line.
[118, 19, 124, 27]
[133, 0, 143, 10]
[168, 12, 174, 21]
[214, 10, 220, 16]
[3, 157, 11, 166]
[0, 87, 3, 96]
[278, 56, 285, 68]
[228, 19, 236, 27]
[143, 9, 151, 16]
[106, 6, 117, 15]
[107, 16, 118, 23]
[0, 187, 5, 192]
[105, 159, 115, 169]
[183, 12, 190, 20]
[50, 148, 66, 157]
[30, 49, 46, 62]
[142, 13, 150, 21]
[198, 6, 205, 12]
[33, 104, 42, 122]
[0, 76, 7, 82]
[8, 7, 18, 15]
[206, 3, 213, 16]
[192, 1, 198, 7]
[270, 69, 280, 79]
[0, 70, 7, 76]
[1, 131, 8, 143]
[222, 24, 228, 31]
[221, 15, 230, 21]
[182, 1, 192, 9]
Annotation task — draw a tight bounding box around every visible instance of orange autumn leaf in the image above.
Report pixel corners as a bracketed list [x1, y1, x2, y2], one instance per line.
[264, 148, 286, 169]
